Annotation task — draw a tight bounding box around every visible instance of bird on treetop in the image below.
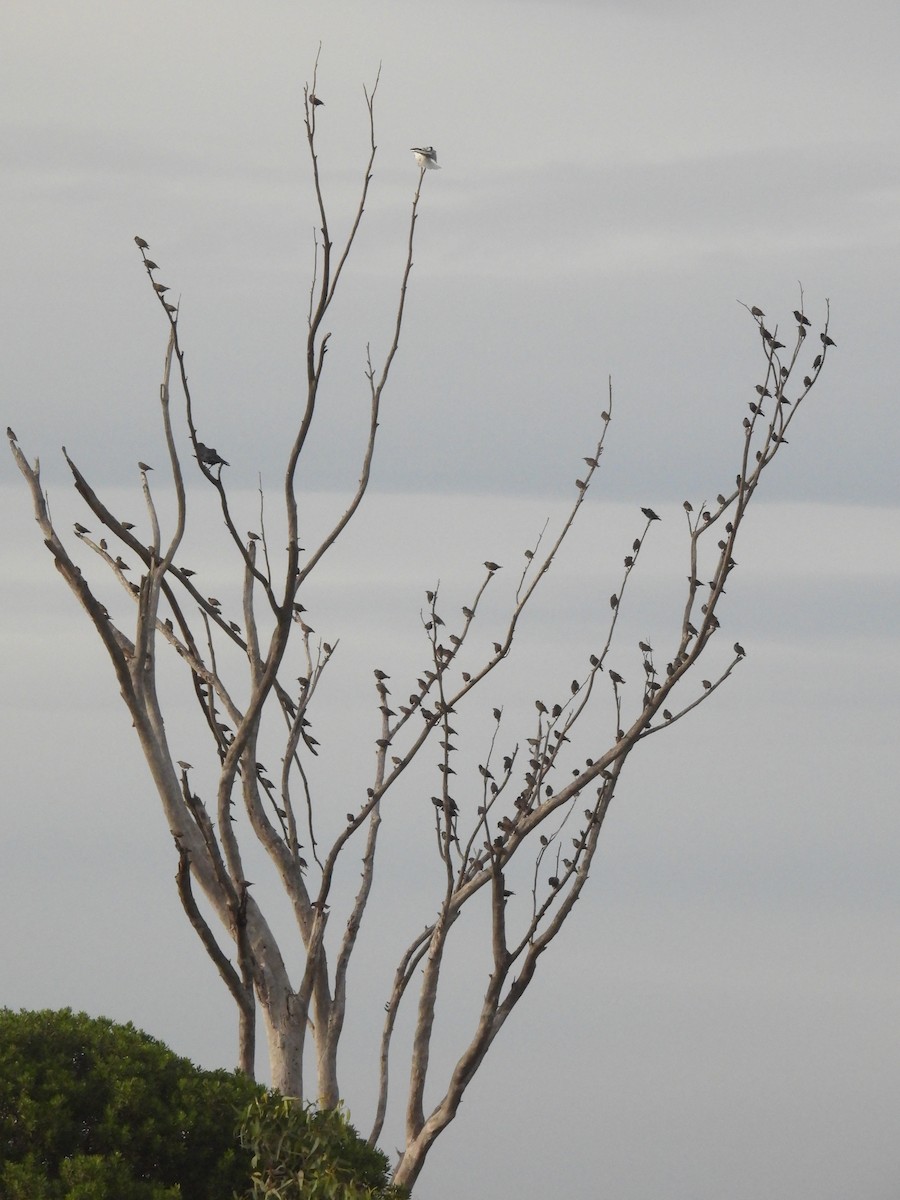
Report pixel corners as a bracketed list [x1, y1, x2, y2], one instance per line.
[411, 146, 441, 170]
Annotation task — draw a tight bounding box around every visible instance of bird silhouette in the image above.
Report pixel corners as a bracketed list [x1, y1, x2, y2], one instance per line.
[196, 442, 229, 468]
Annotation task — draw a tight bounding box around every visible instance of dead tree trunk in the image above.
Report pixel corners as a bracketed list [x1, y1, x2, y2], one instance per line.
[8, 59, 835, 1190]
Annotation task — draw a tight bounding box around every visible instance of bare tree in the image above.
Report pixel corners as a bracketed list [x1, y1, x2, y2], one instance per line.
[8, 66, 834, 1192]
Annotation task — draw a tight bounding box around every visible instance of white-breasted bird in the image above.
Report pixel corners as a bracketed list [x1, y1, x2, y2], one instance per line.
[411, 146, 440, 170]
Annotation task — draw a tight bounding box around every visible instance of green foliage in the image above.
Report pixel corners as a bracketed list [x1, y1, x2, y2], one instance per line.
[237, 1092, 408, 1200]
[0, 1007, 264, 1200]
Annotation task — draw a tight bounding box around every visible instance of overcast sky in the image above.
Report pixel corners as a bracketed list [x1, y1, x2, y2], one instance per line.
[3, 2, 900, 1198]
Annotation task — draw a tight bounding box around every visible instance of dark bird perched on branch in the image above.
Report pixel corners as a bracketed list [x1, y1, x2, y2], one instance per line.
[641, 507, 660, 521]
[196, 443, 229, 468]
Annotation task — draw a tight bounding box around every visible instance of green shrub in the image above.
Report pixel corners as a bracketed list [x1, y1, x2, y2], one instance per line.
[0, 1007, 263, 1200]
[238, 1092, 408, 1200]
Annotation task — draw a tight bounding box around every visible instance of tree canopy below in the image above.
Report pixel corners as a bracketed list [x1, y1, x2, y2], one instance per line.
[0, 1007, 262, 1199]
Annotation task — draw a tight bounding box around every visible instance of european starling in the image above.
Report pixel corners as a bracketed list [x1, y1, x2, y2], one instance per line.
[196, 442, 229, 468]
